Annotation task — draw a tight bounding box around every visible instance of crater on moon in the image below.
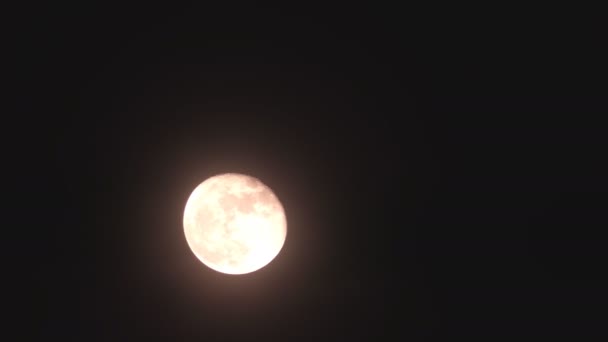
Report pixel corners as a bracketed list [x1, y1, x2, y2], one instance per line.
[183, 173, 287, 274]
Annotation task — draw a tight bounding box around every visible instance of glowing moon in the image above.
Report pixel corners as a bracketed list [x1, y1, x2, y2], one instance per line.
[183, 173, 287, 274]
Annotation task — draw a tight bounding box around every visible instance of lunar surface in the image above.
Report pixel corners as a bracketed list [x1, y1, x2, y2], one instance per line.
[183, 173, 287, 274]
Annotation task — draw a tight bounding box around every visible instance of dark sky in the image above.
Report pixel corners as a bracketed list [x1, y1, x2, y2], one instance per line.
[10, 3, 607, 340]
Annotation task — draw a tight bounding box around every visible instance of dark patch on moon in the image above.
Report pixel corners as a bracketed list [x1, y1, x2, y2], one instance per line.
[218, 191, 262, 214]
[244, 176, 260, 189]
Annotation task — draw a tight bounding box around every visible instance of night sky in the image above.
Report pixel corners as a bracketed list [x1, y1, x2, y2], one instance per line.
[11, 4, 607, 340]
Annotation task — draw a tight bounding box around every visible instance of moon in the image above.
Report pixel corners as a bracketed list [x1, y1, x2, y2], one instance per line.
[183, 173, 287, 275]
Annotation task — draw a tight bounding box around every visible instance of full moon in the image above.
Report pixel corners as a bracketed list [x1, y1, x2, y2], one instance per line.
[183, 173, 287, 275]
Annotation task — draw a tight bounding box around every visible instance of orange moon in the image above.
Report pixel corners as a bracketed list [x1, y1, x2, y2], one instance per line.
[183, 173, 287, 274]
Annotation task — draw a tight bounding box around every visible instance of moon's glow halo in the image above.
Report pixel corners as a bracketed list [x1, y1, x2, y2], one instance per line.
[183, 173, 287, 275]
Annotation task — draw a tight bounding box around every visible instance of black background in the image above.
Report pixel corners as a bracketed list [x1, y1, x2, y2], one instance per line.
[9, 3, 607, 340]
